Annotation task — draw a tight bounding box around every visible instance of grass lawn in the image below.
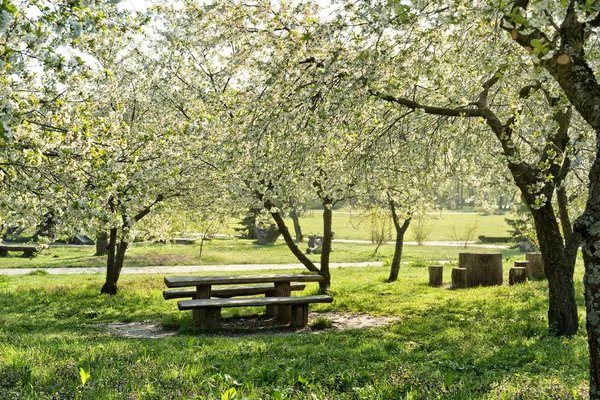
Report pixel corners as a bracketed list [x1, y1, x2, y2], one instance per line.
[0, 261, 588, 399]
[286, 211, 512, 241]
[0, 237, 523, 269]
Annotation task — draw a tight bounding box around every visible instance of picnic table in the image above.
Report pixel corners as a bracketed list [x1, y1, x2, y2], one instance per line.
[164, 273, 333, 330]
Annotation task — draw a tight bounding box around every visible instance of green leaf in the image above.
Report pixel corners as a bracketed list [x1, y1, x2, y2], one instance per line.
[78, 362, 91, 386]
[3, 2, 17, 15]
[221, 387, 237, 400]
[444, 371, 455, 389]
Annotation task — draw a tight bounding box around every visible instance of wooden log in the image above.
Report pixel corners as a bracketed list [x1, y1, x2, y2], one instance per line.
[513, 260, 529, 277]
[291, 304, 308, 328]
[458, 252, 503, 287]
[199, 307, 221, 330]
[192, 285, 211, 328]
[270, 281, 291, 321]
[526, 252, 545, 279]
[509, 267, 528, 285]
[451, 268, 467, 289]
[428, 265, 443, 286]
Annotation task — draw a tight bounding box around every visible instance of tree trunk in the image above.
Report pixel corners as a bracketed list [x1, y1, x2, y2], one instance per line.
[264, 200, 320, 273]
[100, 228, 129, 295]
[101, 228, 118, 295]
[95, 232, 109, 256]
[531, 204, 578, 336]
[290, 207, 304, 242]
[507, 7, 600, 394]
[387, 199, 411, 282]
[557, 185, 574, 243]
[574, 128, 600, 397]
[319, 200, 333, 291]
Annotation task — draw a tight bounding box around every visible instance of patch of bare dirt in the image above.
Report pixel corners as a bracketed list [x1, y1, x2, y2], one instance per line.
[101, 312, 399, 339]
[315, 312, 399, 330]
[100, 322, 178, 339]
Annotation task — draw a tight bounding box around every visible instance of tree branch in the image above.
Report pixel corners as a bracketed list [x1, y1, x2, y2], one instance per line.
[370, 89, 484, 117]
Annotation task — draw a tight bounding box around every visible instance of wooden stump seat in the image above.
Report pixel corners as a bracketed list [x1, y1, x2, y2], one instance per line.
[451, 267, 467, 289]
[509, 267, 528, 285]
[177, 295, 334, 330]
[526, 252, 545, 278]
[513, 260, 530, 278]
[428, 265, 443, 286]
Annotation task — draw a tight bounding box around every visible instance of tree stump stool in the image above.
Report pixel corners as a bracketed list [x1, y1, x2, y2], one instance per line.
[451, 268, 467, 289]
[526, 252, 545, 278]
[509, 266, 528, 285]
[458, 252, 503, 287]
[428, 265, 443, 286]
[513, 260, 529, 277]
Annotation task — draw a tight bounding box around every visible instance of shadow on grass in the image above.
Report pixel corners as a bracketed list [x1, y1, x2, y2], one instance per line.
[0, 274, 588, 399]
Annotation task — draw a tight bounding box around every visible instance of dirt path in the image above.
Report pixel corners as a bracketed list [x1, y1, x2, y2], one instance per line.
[101, 312, 400, 339]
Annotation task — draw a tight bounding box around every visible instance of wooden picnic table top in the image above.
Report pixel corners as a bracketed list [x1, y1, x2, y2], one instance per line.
[164, 273, 323, 288]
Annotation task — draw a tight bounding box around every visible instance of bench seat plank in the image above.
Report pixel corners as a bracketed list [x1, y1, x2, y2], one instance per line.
[178, 295, 333, 311]
[165, 273, 323, 288]
[163, 283, 306, 300]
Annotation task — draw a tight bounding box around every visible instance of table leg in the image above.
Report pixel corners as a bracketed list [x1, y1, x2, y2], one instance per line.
[291, 304, 308, 328]
[192, 285, 212, 328]
[273, 282, 291, 323]
[201, 307, 221, 330]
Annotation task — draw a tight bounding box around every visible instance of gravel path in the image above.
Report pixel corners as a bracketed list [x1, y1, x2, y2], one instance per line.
[0, 261, 383, 276]
[0, 239, 509, 276]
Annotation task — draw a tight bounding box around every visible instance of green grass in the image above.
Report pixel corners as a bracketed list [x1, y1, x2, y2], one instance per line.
[0, 261, 588, 399]
[287, 210, 512, 241]
[0, 237, 523, 269]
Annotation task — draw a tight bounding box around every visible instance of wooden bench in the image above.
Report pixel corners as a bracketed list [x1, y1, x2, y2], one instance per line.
[163, 283, 307, 300]
[178, 295, 333, 330]
[0, 244, 39, 258]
